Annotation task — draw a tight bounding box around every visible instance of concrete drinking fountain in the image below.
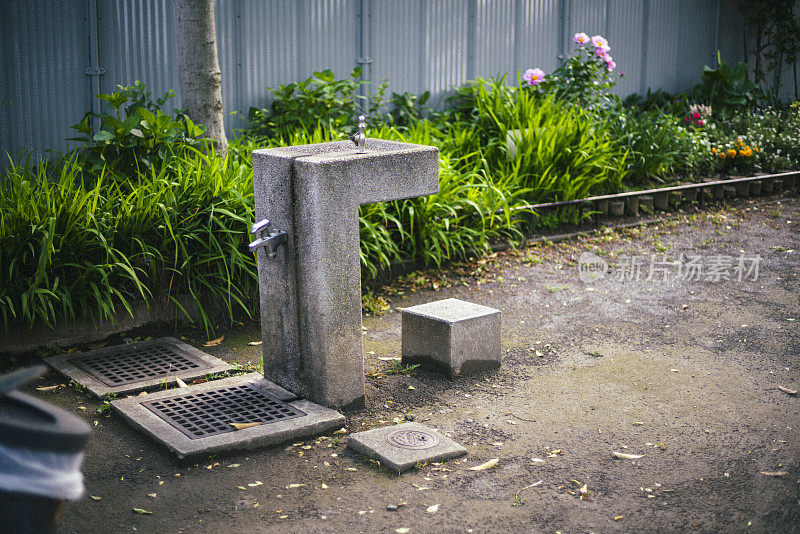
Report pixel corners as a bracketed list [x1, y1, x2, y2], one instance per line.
[49, 118, 439, 459]
[250, 116, 439, 410]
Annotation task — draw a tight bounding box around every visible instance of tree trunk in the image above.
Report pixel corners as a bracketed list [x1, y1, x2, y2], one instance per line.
[172, 0, 227, 152]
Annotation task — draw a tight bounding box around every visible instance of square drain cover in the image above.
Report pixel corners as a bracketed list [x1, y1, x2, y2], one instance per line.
[142, 384, 306, 440]
[347, 422, 467, 472]
[112, 373, 345, 460]
[45, 337, 234, 397]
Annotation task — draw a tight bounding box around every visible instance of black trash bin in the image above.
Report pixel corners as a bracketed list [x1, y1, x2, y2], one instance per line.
[0, 365, 91, 534]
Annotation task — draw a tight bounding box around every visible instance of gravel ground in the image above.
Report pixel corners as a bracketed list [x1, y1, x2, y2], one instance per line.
[16, 194, 800, 533]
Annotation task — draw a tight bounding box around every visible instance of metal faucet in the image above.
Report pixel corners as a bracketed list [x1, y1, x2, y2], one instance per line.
[249, 219, 288, 259]
[349, 115, 366, 151]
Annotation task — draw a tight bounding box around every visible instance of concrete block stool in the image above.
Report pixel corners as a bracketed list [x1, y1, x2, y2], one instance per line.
[401, 298, 501, 377]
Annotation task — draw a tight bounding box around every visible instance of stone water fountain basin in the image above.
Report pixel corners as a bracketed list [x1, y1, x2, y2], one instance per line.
[252, 139, 439, 410]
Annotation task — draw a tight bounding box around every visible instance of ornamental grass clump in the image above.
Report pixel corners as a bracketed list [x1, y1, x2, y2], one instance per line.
[0, 146, 258, 336]
[459, 78, 627, 200]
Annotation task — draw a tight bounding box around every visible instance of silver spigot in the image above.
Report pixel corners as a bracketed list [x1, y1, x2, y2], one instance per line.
[249, 219, 288, 259]
[349, 115, 366, 151]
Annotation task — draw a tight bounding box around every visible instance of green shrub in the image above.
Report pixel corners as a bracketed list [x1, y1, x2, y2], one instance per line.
[69, 81, 206, 180]
[526, 32, 621, 112]
[386, 90, 431, 129]
[243, 68, 386, 142]
[691, 55, 762, 116]
[609, 108, 712, 184]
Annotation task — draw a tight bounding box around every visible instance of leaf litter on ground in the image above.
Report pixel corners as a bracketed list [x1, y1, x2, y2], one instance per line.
[613, 451, 645, 460]
[203, 336, 224, 347]
[469, 458, 499, 470]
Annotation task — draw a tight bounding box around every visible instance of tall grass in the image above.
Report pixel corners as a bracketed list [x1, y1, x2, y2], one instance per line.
[0, 147, 256, 336]
[462, 80, 628, 200]
[0, 157, 148, 329]
[357, 125, 528, 276]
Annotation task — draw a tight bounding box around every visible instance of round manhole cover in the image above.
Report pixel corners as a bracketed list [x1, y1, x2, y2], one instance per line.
[385, 429, 439, 450]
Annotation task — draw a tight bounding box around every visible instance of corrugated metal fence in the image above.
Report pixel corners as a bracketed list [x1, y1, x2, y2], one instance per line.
[0, 0, 773, 162]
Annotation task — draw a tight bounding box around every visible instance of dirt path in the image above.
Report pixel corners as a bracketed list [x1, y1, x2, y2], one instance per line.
[25, 196, 800, 533]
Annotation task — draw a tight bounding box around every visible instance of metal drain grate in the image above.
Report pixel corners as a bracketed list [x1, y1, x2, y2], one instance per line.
[69, 343, 211, 387]
[141, 384, 306, 440]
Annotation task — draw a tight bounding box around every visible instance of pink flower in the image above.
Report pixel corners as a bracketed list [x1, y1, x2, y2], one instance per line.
[605, 57, 616, 72]
[573, 32, 590, 45]
[595, 47, 607, 59]
[591, 35, 610, 52]
[693, 112, 701, 119]
[697, 120, 705, 126]
[523, 68, 546, 86]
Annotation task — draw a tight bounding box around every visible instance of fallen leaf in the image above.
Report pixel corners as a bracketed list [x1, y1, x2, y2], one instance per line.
[531, 458, 545, 464]
[247, 481, 263, 487]
[147, 493, 156, 498]
[248, 340, 262, 346]
[226, 464, 240, 468]
[469, 458, 499, 471]
[613, 452, 645, 460]
[614, 515, 624, 521]
[396, 529, 411, 534]
[175, 377, 188, 388]
[333, 428, 347, 435]
[203, 335, 224, 347]
[632, 422, 644, 426]
[230, 422, 263, 430]
[321, 483, 328, 489]
[132, 508, 152, 515]
[778, 386, 798, 396]
[286, 484, 306, 489]
[426, 504, 439, 513]
[760, 471, 788, 477]
[237, 486, 246, 490]
[408, 385, 415, 390]
[35, 385, 60, 392]
[579, 483, 590, 500]
[90, 495, 101, 501]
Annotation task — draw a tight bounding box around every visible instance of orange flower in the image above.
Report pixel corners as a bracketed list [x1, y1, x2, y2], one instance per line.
[711, 147, 718, 155]
[727, 148, 737, 158]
